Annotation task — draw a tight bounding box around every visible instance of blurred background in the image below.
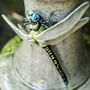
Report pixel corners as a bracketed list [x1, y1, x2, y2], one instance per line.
[0, 0, 90, 51]
[0, 0, 24, 50]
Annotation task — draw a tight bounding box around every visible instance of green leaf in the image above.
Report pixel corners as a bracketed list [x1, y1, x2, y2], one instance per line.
[0, 35, 22, 58]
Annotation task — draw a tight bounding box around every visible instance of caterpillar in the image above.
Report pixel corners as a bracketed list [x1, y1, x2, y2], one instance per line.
[25, 10, 68, 85]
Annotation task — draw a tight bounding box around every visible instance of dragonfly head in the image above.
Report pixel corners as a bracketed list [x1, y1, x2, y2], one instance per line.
[24, 10, 42, 24]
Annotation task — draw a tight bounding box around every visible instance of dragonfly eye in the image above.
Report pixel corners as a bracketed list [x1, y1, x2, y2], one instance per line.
[32, 13, 40, 23]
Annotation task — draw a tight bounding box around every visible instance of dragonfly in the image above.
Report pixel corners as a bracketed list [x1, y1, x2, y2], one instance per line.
[1, 2, 89, 85]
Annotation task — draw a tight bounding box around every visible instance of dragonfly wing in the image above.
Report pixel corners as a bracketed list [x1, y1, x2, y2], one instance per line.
[17, 24, 28, 34]
[47, 17, 89, 45]
[2, 14, 30, 40]
[35, 2, 89, 44]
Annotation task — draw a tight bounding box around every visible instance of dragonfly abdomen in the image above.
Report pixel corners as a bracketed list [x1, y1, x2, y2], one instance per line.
[43, 45, 68, 85]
